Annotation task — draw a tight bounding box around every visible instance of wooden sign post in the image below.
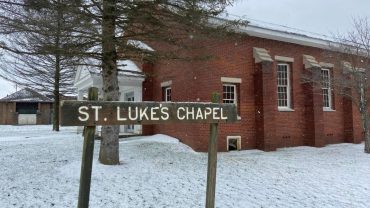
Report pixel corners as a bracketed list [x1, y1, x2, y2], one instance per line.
[60, 88, 238, 208]
[205, 93, 220, 208]
[77, 88, 98, 208]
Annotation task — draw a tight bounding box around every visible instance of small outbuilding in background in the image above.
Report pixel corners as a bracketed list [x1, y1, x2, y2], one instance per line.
[0, 88, 53, 125]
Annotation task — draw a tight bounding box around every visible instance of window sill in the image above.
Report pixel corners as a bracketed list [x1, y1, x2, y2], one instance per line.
[278, 107, 295, 112]
[323, 108, 335, 112]
[237, 116, 242, 120]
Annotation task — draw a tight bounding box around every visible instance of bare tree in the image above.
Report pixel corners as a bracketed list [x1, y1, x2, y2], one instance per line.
[334, 18, 370, 153]
[0, 0, 94, 131]
[306, 18, 370, 153]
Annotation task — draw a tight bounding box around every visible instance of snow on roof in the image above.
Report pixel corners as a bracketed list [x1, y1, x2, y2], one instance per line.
[212, 16, 336, 49]
[82, 59, 145, 78]
[117, 60, 142, 72]
[127, 40, 155, 52]
[117, 60, 145, 78]
[0, 88, 52, 103]
[244, 18, 333, 42]
[118, 70, 146, 78]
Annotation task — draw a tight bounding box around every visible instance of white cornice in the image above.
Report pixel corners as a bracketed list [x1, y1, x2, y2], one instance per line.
[209, 17, 339, 50]
[237, 24, 336, 49]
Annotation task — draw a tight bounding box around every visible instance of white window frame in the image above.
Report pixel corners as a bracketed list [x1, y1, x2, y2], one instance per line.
[161, 80, 172, 87]
[227, 136, 241, 151]
[222, 78, 241, 119]
[321, 68, 332, 110]
[222, 83, 237, 106]
[277, 63, 292, 110]
[124, 92, 135, 132]
[164, 86, 171, 102]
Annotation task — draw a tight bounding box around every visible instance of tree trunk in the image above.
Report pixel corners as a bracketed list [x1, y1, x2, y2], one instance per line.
[99, 0, 120, 165]
[362, 114, 370, 153]
[53, 56, 60, 132]
[358, 75, 370, 153]
[53, 0, 62, 132]
[364, 130, 370, 153]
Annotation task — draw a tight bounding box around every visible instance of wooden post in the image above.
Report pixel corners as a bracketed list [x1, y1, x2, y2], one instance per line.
[77, 87, 98, 208]
[205, 92, 220, 208]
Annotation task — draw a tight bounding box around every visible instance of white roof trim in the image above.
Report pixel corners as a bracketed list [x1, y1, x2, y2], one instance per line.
[319, 62, 334, 68]
[237, 24, 335, 50]
[221, 77, 242, 84]
[127, 40, 155, 52]
[275, 56, 294, 63]
[161, 80, 172, 87]
[209, 17, 340, 50]
[117, 60, 142, 72]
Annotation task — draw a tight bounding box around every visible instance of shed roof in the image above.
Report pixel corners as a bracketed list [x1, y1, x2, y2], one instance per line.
[0, 88, 53, 103]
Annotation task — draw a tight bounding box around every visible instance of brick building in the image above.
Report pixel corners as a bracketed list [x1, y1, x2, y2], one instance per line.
[141, 22, 363, 152]
[0, 88, 53, 125]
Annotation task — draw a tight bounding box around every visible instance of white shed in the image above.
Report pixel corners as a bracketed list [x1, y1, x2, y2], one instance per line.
[74, 60, 145, 135]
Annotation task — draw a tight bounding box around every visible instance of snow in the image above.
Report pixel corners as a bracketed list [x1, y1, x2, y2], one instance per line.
[1, 125, 370, 208]
[117, 60, 142, 72]
[245, 18, 332, 42]
[217, 13, 333, 42]
[5, 98, 46, 102]
[80, 59, 142, 72]
[79, 59, 144, 78]
[127, 40, 155, 52]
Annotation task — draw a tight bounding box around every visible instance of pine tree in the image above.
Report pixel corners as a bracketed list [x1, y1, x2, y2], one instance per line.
[0, 0, 94, 131]
[0, 0, 244, 164]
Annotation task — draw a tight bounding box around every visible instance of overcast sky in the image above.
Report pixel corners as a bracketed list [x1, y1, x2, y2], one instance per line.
[227, 0, 370, 36]
[0, 77, 14, 98]
[1, 1, 370, 98]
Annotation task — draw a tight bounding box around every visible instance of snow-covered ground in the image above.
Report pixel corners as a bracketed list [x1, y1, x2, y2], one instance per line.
[0, 125, 370, 208]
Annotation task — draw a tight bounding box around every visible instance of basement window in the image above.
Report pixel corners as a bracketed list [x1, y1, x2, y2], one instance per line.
[227, 136, 241, 151]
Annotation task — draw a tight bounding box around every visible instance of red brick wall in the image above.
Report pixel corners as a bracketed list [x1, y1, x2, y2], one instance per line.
[142, 35, 364, 152]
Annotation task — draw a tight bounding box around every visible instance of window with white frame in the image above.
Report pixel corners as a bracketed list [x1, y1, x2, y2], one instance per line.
[227, 136, 241, 151]
[125, 92, 135, 132]
[321, 69, 332, 109]
[163, 86, 171, 102]
[223, 84, 237, 105]
[277, 63, 291, 108]
[222, 77, 241, 116]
